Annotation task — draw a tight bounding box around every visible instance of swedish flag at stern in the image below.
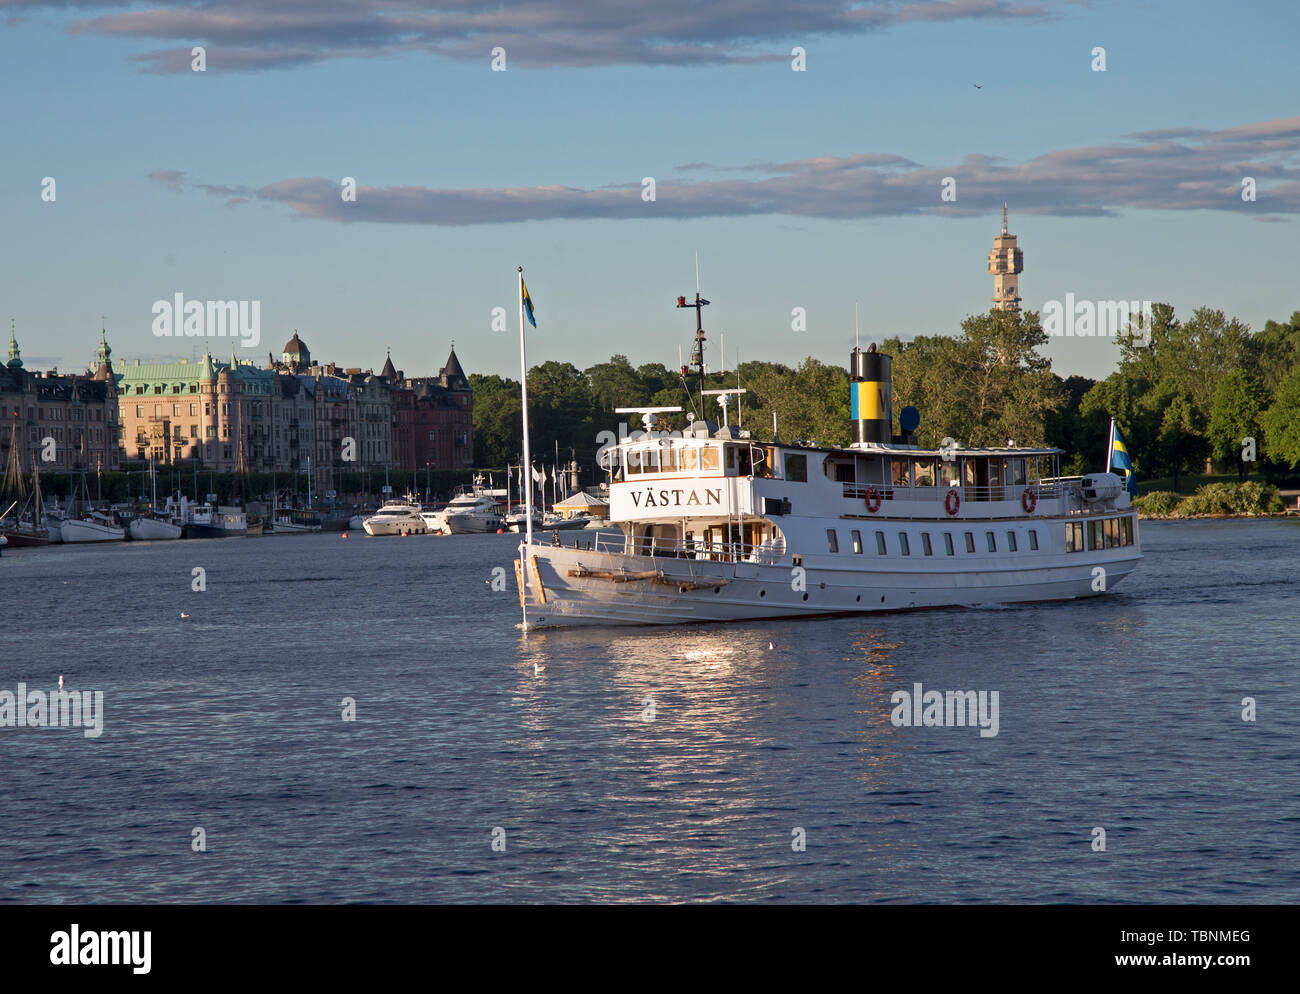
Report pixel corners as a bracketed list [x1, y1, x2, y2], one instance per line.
[1107, 418, 1138, 497]
[521, 278, 536, 328]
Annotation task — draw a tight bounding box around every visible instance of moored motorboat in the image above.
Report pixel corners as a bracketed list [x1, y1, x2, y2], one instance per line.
[363, 499, 431, 536]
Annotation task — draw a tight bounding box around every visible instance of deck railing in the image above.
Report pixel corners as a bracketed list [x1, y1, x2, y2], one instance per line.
[537, 531, 777, 563]
[841, 480, 1071, 503]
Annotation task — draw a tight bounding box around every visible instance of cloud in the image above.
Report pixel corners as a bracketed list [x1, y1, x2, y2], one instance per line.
[2, 0, 1068, 72]
[165, 115, 1298, 225]
[148, 168, 185, 192]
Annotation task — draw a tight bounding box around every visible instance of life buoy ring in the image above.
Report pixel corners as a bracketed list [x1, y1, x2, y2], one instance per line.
[1022, 488, 1038, 513]
[945, 489, 961, 516]
[865, 487, 882, 513]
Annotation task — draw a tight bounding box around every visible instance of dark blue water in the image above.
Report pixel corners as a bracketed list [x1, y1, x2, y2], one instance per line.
[1, 520, 1297, 903]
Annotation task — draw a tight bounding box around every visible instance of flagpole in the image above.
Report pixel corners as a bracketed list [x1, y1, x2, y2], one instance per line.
[518, 266, 533, 626]
[1106, 417, 1115, 474]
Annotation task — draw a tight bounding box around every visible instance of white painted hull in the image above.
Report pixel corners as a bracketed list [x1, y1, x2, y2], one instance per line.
[516, 535, 1141, 628]
[129, 517, 182, 540]
[445, 513, 504, 534]
[61, 519, 125, 543]
[363, 515, 432, 536]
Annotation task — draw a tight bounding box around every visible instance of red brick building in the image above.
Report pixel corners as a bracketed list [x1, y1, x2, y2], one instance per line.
[389, 347, 473, 471]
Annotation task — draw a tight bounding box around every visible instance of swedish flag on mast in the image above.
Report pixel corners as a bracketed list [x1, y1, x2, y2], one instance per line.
[1107, 418, 1138, 497]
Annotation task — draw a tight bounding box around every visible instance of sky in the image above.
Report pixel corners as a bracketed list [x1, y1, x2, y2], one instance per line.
[2, 0, 1298, 386]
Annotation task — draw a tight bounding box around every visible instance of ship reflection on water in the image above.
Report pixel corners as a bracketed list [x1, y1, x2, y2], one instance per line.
[507, 622, 914, 900]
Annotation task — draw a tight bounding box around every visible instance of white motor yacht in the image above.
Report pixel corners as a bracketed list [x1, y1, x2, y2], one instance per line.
[363, 500, 432, 536]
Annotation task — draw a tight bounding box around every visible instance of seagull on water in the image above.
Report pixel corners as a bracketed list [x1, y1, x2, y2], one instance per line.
[180, 612, 190, 619]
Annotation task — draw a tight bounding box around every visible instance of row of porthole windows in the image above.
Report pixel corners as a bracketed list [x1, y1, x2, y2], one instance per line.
[827, 527, 1040, 556]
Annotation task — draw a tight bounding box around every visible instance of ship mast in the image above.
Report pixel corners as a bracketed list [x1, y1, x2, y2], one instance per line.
[675, 254, 710, 418]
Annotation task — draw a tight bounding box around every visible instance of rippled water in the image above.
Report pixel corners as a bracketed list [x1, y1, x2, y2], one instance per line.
[1, 519, 1297, 903]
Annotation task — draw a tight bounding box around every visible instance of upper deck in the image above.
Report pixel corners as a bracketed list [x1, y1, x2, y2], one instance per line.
[604, 427, 1118, 523]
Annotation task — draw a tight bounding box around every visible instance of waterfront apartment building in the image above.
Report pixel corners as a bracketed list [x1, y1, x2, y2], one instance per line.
[1, 328, 121, 476]
[109, 330, 471, 489]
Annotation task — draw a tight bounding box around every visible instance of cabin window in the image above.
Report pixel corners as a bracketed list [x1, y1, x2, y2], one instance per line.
[784, 453, 807, 482]
[1007, 531, 1018, 552]
[681, 447, 698, 470]
[1089, 520, 1104, 550]
[921, 533, 933, 556]
[891, 458, 910, 487]
[851, 530, 863, 554]
[1120, 517, 1133, 546]
[700, 446, 721, 471]
[834, 462, 855, 483]
[826, 529, 839, 553]
[1029, 529, 1039, 551]
[726, 447, 736, 470]
[642, 448, 660, 473]
[899, 533, 911, 556]
[963, 459, 977, 487]
[875, 530, 887, 555]
[912, 459, 936, 488]
[940, 457, 960, 487]
[944, 533, 955, 556]
[626, 449, 643, 475]
[1066, 522, 1083, 552]
[964, 532, 976, 553]
[660, 445, 678, 473]
[1005, 458, 1027, 486]
[737, 447, 752, 475]
[986, 531, 997, 552]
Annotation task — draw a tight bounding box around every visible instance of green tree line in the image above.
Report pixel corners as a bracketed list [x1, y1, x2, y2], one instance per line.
[471, 305, 1300, 488]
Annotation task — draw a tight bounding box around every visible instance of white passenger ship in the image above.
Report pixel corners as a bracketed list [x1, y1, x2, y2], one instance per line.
[514, 342, 1141, 628]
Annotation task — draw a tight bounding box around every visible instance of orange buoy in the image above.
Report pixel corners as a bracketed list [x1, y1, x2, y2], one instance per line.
[341, 531, 348, 539]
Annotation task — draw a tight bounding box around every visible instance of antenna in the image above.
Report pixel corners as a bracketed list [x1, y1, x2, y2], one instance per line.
[855, 302, 860, 351]
[720, 332, 725, 375]
[1001, 202, 1008, 234]
[695, 251, 700, 293]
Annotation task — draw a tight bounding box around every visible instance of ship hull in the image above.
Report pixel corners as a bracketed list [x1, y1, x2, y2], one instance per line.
[0, 528, 49, 547]
[61, 519, 125, 543]
[515, 539, 1141, 629]
[128, 517, 182, 541]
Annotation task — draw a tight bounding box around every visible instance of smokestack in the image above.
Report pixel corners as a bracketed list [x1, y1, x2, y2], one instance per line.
[850, 346, 892, 444]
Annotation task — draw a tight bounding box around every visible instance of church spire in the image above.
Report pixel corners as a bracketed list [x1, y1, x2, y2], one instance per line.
[7, 319, 22, 369]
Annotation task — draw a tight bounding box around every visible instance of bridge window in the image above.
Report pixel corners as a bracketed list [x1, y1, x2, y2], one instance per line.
[891, 458, 909, 487]
[912, 459, 936, 488]
[681, 447, 698, 470]
[784, 453, 806, 482]
[660, 445, 678, 472]
[626, 449, 642, 475]
[700, 445, 720, 472]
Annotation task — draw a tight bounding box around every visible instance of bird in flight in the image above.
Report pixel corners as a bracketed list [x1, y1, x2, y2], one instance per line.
[973, 83, 983, 89]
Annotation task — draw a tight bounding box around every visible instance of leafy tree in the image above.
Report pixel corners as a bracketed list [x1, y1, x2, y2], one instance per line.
[1207, 370, 1267, 480]
[1261, 365, 1300, 469]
